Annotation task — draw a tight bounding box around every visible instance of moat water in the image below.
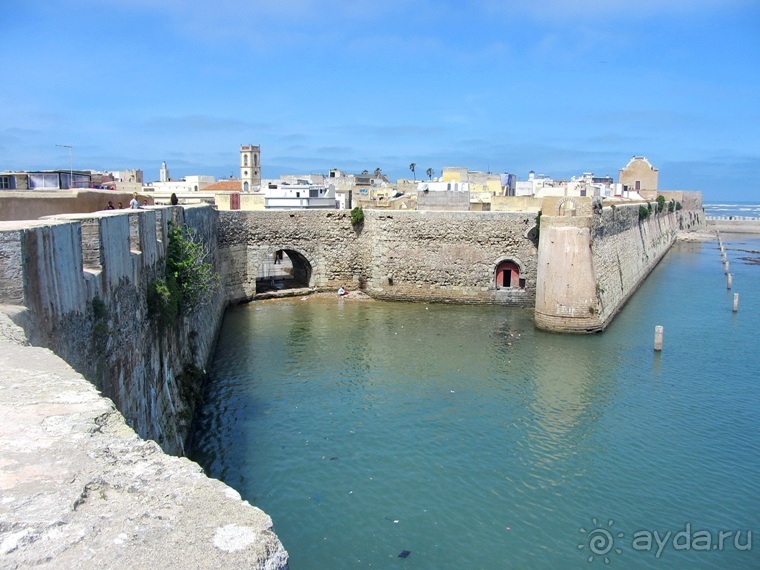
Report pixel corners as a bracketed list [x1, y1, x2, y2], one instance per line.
[191, 235, 760, 569]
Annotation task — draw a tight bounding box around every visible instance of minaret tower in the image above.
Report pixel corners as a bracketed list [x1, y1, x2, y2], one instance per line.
[160, 161, 169, 183]
[240, 144, 261, 192]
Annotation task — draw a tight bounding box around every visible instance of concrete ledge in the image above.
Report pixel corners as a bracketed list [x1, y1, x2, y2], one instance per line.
[0, 315, 288, 569]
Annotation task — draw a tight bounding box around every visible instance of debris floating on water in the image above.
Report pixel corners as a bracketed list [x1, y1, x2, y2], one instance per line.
[398, 550, 411, 558]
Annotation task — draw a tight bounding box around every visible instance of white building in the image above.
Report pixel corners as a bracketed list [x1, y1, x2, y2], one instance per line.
[263, 181, 337, 209]
[515, 171, 555, 197]
[147, 175, 215, 193]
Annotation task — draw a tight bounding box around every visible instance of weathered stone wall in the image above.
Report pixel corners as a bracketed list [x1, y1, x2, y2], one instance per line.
[535, 202, 702, 332]
[0, 206, 223, 456]
[363, 211, 538, 305]
[534, 216, 598, 332]
[217, 210, 539, 306]
[590, 205, 677, 330]
[217, 209, 369, 301]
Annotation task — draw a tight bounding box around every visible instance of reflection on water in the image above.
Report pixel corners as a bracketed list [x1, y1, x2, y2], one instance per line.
[191, 237, 760, 569]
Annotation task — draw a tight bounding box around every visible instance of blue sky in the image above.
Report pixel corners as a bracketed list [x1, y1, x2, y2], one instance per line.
[1, 0, 758, 199]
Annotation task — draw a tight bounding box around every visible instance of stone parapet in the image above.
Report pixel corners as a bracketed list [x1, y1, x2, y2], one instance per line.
[0, 314, 287, 569]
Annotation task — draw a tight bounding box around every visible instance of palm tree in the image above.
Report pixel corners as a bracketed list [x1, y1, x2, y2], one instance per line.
[409, 163, 416, 180]
[426, 168, 434, 180]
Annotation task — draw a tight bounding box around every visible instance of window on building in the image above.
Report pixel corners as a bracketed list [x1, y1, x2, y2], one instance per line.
[244, 155, 248, 166]
[244, 182, 249, 191]
[0, 176, 10, 189]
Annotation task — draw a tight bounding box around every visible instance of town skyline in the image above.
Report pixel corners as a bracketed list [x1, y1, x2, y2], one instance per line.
[1, 0, 758, 200]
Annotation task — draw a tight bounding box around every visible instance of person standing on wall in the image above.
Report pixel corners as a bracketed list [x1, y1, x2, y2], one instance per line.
[129, 193, 140, 209]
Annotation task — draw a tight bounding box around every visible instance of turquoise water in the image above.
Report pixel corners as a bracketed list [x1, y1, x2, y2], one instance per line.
[191, 236, 760, 569]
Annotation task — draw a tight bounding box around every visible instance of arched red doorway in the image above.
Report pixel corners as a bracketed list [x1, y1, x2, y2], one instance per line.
[495, 260, 523, 289]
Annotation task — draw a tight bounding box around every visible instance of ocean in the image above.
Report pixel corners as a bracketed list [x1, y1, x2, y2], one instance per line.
[704, 201, 760, 219]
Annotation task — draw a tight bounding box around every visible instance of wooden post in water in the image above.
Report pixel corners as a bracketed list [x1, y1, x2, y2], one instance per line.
[654, 326, 664, 351]
[724, 260, 730, 274]
[727, 273, 733, 289]
[733, 293, 739, 312]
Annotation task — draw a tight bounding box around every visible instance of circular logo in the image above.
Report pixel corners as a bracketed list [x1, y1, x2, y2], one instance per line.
[579, 518, 624, 563]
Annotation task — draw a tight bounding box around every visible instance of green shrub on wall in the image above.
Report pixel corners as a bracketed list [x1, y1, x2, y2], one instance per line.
[148, 222, 220, 326]
[166, 223, 220, 312]
[351, 206, 364, 227]
[656, 195, 666, 213]
[147, 276, 180, 326]
[639, 205, 651, 221]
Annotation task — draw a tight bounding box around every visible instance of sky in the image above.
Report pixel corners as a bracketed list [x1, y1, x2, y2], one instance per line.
[1, 0, 758, 200]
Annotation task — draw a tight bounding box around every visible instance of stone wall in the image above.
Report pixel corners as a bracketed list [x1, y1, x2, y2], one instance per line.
[217, 210, 540, 307]
[0, 206, 223, 456]
[535, 201, 703, 332]
[363, 211, 538, 306]
[0, 206, 288, 567]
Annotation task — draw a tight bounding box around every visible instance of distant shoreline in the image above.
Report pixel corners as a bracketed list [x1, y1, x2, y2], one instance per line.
[706, 219, 760, 234]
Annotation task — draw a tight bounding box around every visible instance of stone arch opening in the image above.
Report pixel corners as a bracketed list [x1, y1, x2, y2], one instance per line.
[557, 197, 578, 216]
[255, 249, 313, 293]
[494, 259, 524, 290]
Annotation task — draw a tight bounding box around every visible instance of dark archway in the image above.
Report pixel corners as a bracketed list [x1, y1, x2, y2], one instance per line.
[255, 249, 313, 293]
